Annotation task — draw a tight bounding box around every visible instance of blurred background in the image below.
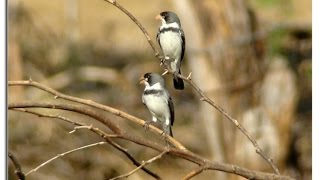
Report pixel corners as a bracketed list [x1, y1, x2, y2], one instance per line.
[8, 0, 311, 179]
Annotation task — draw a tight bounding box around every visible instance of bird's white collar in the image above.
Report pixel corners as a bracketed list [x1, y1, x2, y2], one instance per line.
[144, 82, 163, 91]
[160, 22, 180, 30]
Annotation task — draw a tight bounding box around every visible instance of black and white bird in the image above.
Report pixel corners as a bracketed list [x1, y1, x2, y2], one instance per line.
[156, 11, 185, 90]
[139, 72, 174, 137]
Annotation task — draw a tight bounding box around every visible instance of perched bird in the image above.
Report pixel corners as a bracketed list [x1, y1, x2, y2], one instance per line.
[156, 11, 185, 90]
[139, 72, 174, 137]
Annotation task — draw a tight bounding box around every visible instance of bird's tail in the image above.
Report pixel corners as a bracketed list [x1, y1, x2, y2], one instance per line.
[173, 70, 184, 90]
[169, 127, 173, 137]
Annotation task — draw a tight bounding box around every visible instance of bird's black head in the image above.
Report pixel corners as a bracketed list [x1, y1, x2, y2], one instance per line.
[142, 73, 164, 87]
[160, 11, 181, 25]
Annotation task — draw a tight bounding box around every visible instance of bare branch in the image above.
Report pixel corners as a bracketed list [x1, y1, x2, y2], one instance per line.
[103, 0, 160, 58]
[8, 80, 186, 150]
[8, 152, 25, 180]
[11, 108, 161, 179]
[25, 141, 107, 176]
[176, 74, 280, 174]
[110, 149, 169, 180]
[8, 101, 166, 153]
[9, 101, 293, 179]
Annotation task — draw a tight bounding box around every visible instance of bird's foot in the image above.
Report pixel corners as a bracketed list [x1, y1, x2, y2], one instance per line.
[143, 121, 155, 131]
[159, 56, 166, 66]
[160, 133, 173, 147]
[165, 140, 171, 148]
[161, 131, 170, 139]
[160, 56, 172, 65]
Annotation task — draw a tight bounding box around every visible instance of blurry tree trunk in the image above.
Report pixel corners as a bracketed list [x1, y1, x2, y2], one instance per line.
[173, 0, 296, 179]
[8, 0, 24, 103]
[172, 1, 227, 179]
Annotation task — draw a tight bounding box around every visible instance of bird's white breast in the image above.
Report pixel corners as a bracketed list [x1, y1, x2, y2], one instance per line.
[143, 94, 170, 122]
[159, 31, 182, 60]
[159, 32, 182, 72]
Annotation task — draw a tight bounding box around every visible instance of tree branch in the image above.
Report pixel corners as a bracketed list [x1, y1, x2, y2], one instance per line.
[8, 80, 185, 150]
[177, 73, 280, 175]
[9, 101, 293, 179]
[11, 108, 161, 179]
[25, 141, 107, 176]
[8, 152, 25, 180]
[103, 0, 160, 58]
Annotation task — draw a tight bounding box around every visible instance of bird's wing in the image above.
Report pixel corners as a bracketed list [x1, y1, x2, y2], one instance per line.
[156, 29, 162, 49]
[180, 28, 185, 61]
[142, 95, 146, 106]
[168, 96, 175, 126]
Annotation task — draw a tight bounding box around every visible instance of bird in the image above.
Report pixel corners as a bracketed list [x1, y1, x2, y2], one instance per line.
[156, 11, 185, 90]
[139, 72, 174, 137]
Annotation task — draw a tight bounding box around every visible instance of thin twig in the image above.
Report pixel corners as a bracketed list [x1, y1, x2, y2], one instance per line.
[99, 0, 280, 174]
[11, 108, 161, 179]
[25, 141, 107, 176]
[110, 149, 169, 180]
[181, 165, 208, 180]
[12, 108, 120, 138]
[8, 152, 25, 180]
[105, 137, 162, 180]
[176, 74, 280, 174]
[104, 0, 160, 58]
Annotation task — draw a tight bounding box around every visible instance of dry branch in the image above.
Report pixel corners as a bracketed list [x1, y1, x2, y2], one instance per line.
[8, 152, 25, 180]
[104, 0, 160, 58]
[11, 108, 161, 179]
[176, 73, 280, 174]
[25, 141, 107, 176]
[9, 99, 293, 179]
[8, 80, 185, 150]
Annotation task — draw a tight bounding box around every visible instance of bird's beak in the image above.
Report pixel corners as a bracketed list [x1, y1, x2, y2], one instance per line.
[155, 15, 162, 20]
[139, 76, 146, 85]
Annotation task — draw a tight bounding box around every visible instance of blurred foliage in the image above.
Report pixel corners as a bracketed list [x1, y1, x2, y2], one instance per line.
[255, 0, 284, 7]
[267, 29, 288, 56]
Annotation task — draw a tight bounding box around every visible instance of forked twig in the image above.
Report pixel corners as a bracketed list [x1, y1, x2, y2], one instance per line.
[11, 108, 161, 179]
